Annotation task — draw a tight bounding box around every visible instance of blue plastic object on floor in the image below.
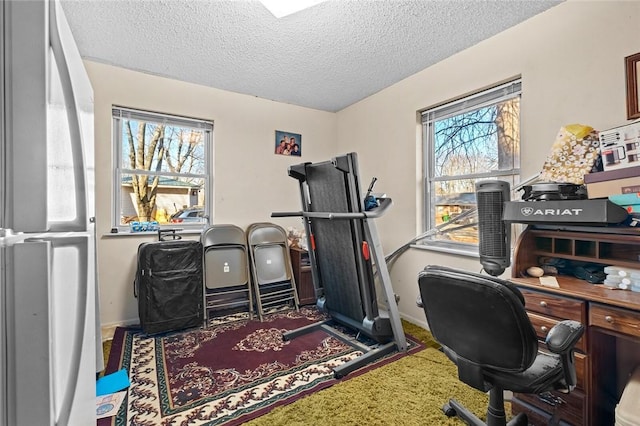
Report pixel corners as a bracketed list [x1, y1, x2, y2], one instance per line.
[96, 368, 130, 396]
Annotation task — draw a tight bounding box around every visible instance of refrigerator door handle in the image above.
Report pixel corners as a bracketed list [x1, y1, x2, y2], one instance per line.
[48, 0, 90, 232]
[12, 237, 92, 426]
[6, 0, 94, 233]
[11, 240, 54, 424]
[51, 236, 91, 426]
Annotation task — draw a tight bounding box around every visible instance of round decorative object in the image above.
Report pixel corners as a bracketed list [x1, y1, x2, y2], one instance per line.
[527, 266, 544, 277]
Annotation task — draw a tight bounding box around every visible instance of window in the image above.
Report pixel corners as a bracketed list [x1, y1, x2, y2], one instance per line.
[421, 80, 521, 253]
[112, 107, 212, 230]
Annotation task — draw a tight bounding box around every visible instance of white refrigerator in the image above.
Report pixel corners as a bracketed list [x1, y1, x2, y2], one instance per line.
[1, 0, 102, 425]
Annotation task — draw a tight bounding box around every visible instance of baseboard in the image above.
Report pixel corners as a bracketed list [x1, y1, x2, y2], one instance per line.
[101, 319, 139, 341]
[400, 313, 429, 331]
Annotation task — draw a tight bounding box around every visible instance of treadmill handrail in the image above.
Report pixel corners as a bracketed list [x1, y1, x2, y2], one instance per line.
[272, 197, 392, 220]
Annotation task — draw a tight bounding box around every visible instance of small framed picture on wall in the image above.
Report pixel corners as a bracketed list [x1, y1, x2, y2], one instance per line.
[274, 130, 302, 156]
[626, 52, 640, 120]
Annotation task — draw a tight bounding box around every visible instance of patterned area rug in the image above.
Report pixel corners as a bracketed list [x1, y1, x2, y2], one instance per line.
[99, 307, 423, 426]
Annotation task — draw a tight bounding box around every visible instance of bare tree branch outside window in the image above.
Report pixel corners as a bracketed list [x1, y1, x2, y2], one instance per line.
[117, 112, 209, 225]
[425, 95, 520, 245]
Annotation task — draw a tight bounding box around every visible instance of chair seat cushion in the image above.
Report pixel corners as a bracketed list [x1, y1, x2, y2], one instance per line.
[444, 347, 566, 394]
[486, 350, 565, 393]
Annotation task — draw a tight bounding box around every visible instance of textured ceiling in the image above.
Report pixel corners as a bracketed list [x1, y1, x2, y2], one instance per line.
[60, 0, 562, 112]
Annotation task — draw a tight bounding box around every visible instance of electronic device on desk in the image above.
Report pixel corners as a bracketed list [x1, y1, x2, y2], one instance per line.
[510, 181, 625, 225]
[475, 180, 630, 277]
[503, 199, 628, 225]
[476, 180, 511, 277]
[520, 182, 587, 201]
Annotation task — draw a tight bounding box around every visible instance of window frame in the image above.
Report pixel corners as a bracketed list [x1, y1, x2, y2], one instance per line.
[421, 79, 521, 255]
[111, 106, 213, 232]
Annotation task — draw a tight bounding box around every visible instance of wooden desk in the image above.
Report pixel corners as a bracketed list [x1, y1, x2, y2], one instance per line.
[510, 226, 640, 425]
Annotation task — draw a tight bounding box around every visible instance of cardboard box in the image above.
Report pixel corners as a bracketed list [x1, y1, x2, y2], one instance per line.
[599, 121, 640, 171]
[584, 165, 640, 184]
[586, 176, 640, 199]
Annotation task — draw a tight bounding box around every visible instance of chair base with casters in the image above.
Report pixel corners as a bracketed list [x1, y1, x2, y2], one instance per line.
[443, 391, 528, 426]
[418, 265, 584, 426]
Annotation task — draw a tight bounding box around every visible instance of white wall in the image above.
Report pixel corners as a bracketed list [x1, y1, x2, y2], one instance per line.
[336, 1, 640, 328]
[87, 62, 338, 331]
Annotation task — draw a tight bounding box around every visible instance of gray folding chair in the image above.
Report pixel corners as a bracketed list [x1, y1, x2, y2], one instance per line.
[201, 224, 253, 322]
[246, 222, 300, 321]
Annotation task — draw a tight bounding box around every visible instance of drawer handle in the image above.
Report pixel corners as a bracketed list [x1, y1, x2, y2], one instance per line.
[605, 315, 614, 323]
[537, 391, 565, 407]
[541, 326, 549, 333]
[540, 301, 548, 308]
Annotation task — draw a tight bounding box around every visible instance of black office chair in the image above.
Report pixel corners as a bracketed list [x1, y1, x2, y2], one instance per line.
[417, 265, 584, 426]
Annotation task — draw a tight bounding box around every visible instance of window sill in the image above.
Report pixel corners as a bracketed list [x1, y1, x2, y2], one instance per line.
[410, 242, 480, 258]
[101, 228, 204, 238]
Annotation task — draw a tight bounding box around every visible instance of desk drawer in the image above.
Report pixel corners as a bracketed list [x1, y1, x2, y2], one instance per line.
[510, 401, 573, 426]
[514, 388, 586, 426]
[520, 289, 586, 322]
[528, 312, 586, 353]
[590, 303, 640, 338]
[574, 352, 586, 391]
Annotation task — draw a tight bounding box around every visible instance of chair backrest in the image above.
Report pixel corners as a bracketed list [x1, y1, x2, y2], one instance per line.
[201, 224, 246, 248]
[246, 222, 292, 285]
[418, 265, 538, 373]
[201, 224, 249, 290]
[247, 224, 287, 246]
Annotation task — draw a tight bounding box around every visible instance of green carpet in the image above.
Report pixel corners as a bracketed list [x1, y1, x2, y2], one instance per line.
[244, 320, 502, 425]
